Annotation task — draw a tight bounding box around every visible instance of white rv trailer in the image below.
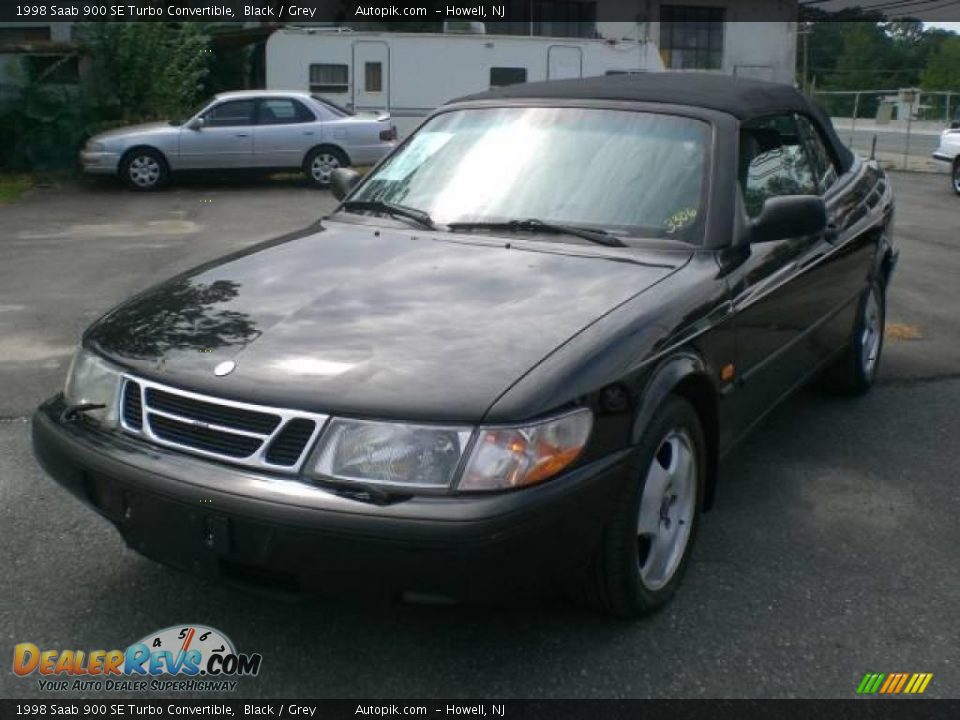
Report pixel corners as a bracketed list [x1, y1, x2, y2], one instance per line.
[266, 27, 665, 137]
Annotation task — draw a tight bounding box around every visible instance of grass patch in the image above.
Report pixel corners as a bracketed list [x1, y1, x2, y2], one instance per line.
[0, 174, 33, 203]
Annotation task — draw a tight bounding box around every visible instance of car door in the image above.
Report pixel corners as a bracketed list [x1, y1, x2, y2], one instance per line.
[726, 113, 838, 437]
[178, 99, 255, 169]
[794, 112, 881, 359]
[252, 97, 319, 169]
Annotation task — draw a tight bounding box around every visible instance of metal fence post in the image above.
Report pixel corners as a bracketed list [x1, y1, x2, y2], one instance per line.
[903, 93, 914, 171]
[850, 92, 859, 146]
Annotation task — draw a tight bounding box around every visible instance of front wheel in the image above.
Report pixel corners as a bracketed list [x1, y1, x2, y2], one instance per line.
[953, 158, 960, 196]
[120, 148, 168, 191]
[584, 396, 705, 618]
[304, 147, 348, 187]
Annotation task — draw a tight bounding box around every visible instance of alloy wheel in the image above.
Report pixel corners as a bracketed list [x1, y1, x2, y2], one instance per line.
[311, 153, 341, 184]
[636, 429, 697, 591]
[861, 287, 882, 377]
[128, 155, 161, 188]
[953, 161, 960, 194]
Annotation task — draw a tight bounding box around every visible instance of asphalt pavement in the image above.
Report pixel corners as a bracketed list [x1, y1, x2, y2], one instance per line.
[0, 172, 958, 699]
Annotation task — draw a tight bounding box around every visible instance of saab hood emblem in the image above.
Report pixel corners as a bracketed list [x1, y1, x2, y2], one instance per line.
[213, 360, 236, 377]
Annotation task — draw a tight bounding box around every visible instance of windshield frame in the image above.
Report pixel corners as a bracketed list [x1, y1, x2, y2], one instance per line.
[338, 99, 720, 247]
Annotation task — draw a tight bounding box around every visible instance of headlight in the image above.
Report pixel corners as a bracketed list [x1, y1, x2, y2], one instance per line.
[458, 408, 593, 492]
[312, 418, 472, 489]
[63, 348, 122, 428]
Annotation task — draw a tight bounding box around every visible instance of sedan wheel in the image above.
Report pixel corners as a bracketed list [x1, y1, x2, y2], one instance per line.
[121, 150, 167, 191]
[304, 148, 347, 187]
[953, 159, 960, 195]
[637, 430, 697, 591]
[581, 396, 704, 618]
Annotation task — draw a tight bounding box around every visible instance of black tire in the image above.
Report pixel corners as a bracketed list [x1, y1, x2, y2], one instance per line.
[303, 146, 349, 188]
[823, 280, 885, 395]
[953, 158, 960, 196]
[583, 395, 705, 618]
[120, 148, 168, 191]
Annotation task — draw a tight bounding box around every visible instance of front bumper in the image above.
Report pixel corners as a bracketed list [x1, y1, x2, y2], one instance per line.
[32, 395, 628, 600]
[79, 149, 121, 175]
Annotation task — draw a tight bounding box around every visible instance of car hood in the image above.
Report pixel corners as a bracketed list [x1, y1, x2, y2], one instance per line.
[93, 122, 178, 143]
[86, 221, 689, 423]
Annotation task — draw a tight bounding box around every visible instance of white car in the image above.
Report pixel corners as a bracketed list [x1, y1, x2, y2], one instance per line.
[932, 124, 960, 195]
[80, 91, 397, 191]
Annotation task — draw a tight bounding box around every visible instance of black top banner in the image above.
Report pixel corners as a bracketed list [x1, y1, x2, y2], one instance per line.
[2, 700, 960, 720]
[2, 0, 960, 24]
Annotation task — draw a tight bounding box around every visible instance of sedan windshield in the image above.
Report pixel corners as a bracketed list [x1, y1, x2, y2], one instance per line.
[348, 107, 709, 243]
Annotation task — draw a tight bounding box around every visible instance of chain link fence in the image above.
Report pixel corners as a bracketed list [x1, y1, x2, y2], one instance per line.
[811, 89, 957, 172]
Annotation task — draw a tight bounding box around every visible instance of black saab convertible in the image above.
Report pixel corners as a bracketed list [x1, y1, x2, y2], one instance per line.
[33, 74, 897, 617]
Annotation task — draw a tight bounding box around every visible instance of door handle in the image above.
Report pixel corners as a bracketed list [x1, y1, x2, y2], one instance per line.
[235, 133, 249, 138]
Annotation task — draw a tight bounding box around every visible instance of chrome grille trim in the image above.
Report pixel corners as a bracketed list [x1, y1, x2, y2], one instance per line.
[119, 374, 329, 473]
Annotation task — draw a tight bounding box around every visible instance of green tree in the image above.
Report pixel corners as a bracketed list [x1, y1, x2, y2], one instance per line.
[921, 36, 960, 92]
[75, 22, 211, 124]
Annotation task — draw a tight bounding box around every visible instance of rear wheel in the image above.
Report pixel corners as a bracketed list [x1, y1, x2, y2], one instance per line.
[584, 396, 705, 618]
[120, 148, 168, 191]
[953, 158, 960, 195]
[823, 280, 885, 395]
[304, 147, 348, 187]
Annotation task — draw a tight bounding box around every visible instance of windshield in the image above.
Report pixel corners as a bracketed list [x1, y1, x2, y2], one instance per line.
[348, 107, 710, 243]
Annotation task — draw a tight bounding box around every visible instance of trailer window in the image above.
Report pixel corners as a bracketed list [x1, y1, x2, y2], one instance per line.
[310, 64, 348, 93]
[490, 67, 527, 87]
[365, 62, 383, 93]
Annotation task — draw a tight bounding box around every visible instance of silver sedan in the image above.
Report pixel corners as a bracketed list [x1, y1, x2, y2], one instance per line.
[80, 90, 397, 191]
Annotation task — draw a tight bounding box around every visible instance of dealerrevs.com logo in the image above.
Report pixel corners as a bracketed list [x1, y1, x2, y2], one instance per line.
[12, 624, 262, 692]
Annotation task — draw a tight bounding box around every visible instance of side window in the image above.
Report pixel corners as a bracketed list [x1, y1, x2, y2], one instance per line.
[204, 100, 255, 128]
[796, 114, 839, 192]
[739, 114, 819, 218]
[490, 67, 527, 87]
[310, 63, 348, 93]
[365, 62, 383, 92]
[257, 99, 311, 125]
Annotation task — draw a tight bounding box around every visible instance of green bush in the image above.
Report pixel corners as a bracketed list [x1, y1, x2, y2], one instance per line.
[0, 23, 211, 171]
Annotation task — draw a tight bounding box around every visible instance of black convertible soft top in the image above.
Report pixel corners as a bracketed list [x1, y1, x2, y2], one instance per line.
[454, 72, 854, 173]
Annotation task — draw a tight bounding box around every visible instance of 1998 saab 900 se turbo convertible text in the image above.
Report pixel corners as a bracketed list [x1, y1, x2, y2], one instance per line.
[34, 74, 897, 617]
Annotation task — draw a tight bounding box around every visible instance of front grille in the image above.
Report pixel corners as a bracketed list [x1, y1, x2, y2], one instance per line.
[149, 414, 262, 458]
[265, 419, 317, 466]
[122, 381, 143, 430]
[119, 375, 328, 473]
[145, 387, 280, 434]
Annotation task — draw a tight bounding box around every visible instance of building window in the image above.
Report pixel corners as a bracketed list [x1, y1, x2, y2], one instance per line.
[309, 64, 348, 93]
[660, 6, 724, 71]
[490, 67, 527, 87]
[365, 62, 383, 93]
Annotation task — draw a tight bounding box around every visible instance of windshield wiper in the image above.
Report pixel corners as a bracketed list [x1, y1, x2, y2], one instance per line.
[446, 218, 626, 247]
[340, 200, 435, 230]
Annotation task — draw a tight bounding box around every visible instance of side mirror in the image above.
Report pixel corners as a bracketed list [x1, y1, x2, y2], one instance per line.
[330, 167, 362, 201]
[187, 117, 204, 131]
[749, 195, 827, 244]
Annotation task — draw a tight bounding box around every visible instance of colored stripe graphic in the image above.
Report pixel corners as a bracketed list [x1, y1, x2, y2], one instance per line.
[857, 672, 933, 694]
